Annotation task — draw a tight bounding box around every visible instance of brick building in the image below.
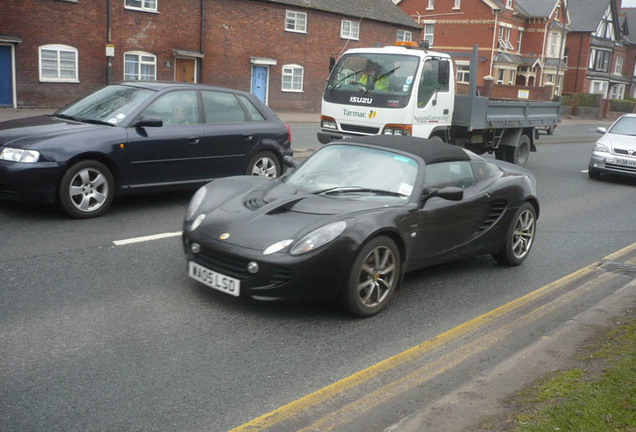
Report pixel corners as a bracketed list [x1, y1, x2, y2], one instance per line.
[563, 0, 633, 100]
[396, 0, 569, 100]
[0, 0, 420, 111]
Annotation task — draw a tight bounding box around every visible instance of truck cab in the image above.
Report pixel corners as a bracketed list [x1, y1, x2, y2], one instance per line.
[318, 43, 454, 144]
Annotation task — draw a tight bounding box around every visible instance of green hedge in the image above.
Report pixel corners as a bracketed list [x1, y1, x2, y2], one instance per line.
[574, 93, 597, 107]
[610, 99, 635, 112]
[561, 94, 572, 106]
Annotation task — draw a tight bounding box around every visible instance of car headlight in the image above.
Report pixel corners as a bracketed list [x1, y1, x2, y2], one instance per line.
[594, 143, 610, 153]
[290, 221, 347, 256]
[0, 147, 40, 163]
[263, 239, 294, 255]
[186, 186, 207, 220]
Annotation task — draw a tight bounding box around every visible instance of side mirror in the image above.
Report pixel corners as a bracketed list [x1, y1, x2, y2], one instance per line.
[283, 155, 299, 169]
[419, 186, 464, 208]
[596, 127, 607, 134]
[134, 115, 163, 128]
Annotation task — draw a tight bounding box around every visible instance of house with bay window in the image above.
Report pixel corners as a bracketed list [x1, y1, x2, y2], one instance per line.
[0, 0, 420, 111]
[562, 0, 630, 99]
[395, 0, 569, 100]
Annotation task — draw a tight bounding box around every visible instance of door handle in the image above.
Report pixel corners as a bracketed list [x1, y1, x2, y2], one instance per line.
[187, 137, 200, 145]
[242, 134, 253, 140]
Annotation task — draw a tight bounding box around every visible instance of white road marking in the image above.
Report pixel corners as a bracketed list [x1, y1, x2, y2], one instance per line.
[113, 231, 182, 246]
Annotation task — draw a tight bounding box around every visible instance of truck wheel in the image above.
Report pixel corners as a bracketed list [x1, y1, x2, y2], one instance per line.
[501, 135, 531, 166]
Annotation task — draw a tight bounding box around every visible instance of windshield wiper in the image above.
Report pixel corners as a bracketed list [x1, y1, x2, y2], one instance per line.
[77, 118, 116, 127]
[316, 186, 405, 197]
[329, 68, 365, 92]
[53, 113, 79, 122]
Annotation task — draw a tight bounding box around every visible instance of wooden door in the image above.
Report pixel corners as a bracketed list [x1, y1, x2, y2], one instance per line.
[175, 58, 195, 83]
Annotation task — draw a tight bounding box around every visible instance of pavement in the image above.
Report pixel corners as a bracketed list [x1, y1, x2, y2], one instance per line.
[1, 106, 633, 431]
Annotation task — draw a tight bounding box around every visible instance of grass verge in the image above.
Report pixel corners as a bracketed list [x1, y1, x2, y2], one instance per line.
[511, 316, 635, 432]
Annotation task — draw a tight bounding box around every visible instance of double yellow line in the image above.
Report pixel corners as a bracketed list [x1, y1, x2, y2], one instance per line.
[230, 242, 636, 432]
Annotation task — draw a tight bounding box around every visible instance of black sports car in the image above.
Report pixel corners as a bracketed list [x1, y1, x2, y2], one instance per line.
[0, 82, 292, 218]
[182, 136, 539, 317]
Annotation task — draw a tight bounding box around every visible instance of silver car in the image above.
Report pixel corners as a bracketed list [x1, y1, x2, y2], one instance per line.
[589, 114, 636, 179]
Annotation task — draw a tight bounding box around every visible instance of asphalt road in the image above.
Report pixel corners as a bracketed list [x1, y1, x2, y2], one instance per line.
[1, 128, 635, 432]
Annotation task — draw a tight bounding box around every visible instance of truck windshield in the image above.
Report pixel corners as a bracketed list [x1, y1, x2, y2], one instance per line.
[324, 53, 420, 108]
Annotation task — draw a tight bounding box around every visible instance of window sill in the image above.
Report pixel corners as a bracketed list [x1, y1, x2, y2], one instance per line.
[124, 6, 159, 14]
[285, 29, 307, 34]
[281, 89, 304, 93]
[39, 79, 80, 83]
[341, 36, 360, 41]
[452, 7, 460, 10]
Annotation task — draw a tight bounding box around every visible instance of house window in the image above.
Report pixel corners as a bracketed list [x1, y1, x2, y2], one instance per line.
[125, 0, 157, 12]
[456, 63, 470, 83]
[39, 44, 78, 82]
[548, 32, 561, 57]
[506, 0, 513, 8]
[124, 52, 156, 81]
[285, 10, 307, 33]
[517, 30, 523, 52]
[423, 24, 434, 45]
[497, 69, 505, 84]
[615, 56, 623, 75]
[508, 70, 515, 85]
[427, 0, 434, 9]
[609, 84, 625, 100]
[554, 5, 560, 22]
[590, 80, 608, 98]
[282, 64, 303, 92]
[453, 0, 461, 9]
[341, 20, 359, 40]
[397, 29, 413, 42]
[590, 49, 611, 72]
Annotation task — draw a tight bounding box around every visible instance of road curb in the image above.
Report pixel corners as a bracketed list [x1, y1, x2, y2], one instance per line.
[386, 270, 636, 431]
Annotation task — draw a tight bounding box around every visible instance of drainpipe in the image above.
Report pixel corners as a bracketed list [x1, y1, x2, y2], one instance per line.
[106, 0, 112, 84]
[200, 0, 205, 82]
[489, 9, 500, 77]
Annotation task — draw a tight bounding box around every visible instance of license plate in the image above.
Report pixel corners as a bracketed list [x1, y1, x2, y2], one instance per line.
[188, 261, 240, 297]
[615, 158, 636, 167]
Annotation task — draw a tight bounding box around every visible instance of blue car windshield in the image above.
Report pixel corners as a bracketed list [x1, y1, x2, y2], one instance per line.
[285, 144, 419, 199]
[56, 85, 155, 125]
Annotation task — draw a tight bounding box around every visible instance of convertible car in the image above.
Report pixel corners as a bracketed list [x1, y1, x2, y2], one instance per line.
[182, 136, 539, 317]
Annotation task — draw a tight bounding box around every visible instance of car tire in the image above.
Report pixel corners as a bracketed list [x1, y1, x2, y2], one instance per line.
[58, 160, 114, 219]
[588, 165, 601, 179]
[493, 202, 536, 266]
[247, 151, 281, 178]
[341, 236, 401, 317]
[546, 126, 556, 135]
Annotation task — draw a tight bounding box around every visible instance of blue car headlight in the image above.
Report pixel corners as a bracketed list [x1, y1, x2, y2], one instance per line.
[289, 221, 347, 256]
[0, 147, 40, 163]
[186, 186, 207, 221]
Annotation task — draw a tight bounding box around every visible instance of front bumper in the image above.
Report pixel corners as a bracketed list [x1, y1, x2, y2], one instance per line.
[0, 160, 62, 204]
[589, 152, 636, 178]
[182, 229, 356, 302]
[317, 129, 359, 144]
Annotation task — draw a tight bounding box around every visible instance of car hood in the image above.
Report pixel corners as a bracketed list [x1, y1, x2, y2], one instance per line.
[599, 133, 636, 152]
[194, 177, 402, 250]
[0, 116, 105, 148]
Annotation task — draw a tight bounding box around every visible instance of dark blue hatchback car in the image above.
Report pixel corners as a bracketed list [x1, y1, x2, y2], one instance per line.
[0, 82, 292, 218]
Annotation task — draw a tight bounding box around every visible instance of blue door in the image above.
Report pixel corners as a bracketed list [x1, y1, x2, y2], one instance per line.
[251, 66, 268, 104]
[0, 46, 12, 106]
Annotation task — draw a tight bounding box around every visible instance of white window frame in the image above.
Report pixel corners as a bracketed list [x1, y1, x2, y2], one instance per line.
[341, 20, 359, 40]
[517, 30, 523, 52]
[124, 0, 158, 13]
[554, 5, 560, 22]
[453, 0, 461, 9]
[497, 69, 505, 84]
[281, 64, 304, 92]
[614, 56, 623, 75]
[285, 10, 307, 34]
[456, 62, 470, 83]
[590, 80, 609, 98]
[609, 84, 625, 100]
[124, 51, 157, 81]
[506, 0, 513, 8]
[427, 0, 434, 10]
[397, 29, 413, 42]
[39, 44, 79, 83]
[423, 23, 434, 45]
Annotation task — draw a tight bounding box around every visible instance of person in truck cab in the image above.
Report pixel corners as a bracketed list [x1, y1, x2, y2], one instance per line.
[357, 61, 389, 92]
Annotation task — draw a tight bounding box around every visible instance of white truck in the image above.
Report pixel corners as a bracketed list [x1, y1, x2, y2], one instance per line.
[318, 43, 561, 166]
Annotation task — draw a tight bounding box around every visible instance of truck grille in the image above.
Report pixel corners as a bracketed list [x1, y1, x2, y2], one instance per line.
[341, 124, 379, 135]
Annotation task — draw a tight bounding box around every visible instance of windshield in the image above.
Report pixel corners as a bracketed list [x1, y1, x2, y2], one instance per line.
[608, 116, 636, 136]
[56, 85, 155, 125]
[285, 145, 419, 200]
[324, 53, 420, 108]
